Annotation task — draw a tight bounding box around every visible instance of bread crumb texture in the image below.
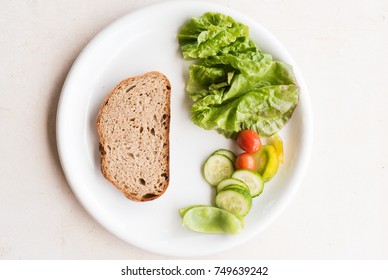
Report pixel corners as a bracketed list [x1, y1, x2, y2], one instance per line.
[97, 72, 171, 201]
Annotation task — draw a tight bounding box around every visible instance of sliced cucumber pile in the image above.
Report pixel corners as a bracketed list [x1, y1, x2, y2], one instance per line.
[181, 148, 269, 234]
[181, 133, 285, 235]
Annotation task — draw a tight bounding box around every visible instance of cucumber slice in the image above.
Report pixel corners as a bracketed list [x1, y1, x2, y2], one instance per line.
[215, 186, 252, 217]
[232, 169, 264, 197]
[216, 178, 250, 193]
[212, 149, 236, 163]
[182, 206, 244, 234]
[203, 154, 235, 186]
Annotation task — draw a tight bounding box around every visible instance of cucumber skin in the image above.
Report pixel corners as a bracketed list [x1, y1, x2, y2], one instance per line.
[216, 178, 249, 193]
[215, 186, 252, 217]
[232, 169, 264, 198]
[203, 154, 235, 186]
[212, 149, 236, 163]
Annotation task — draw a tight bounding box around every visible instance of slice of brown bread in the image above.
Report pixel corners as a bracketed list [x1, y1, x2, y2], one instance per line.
[96, 71, 171, 202]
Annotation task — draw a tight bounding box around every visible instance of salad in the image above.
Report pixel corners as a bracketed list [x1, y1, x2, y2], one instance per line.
[177, 12, 299, 234]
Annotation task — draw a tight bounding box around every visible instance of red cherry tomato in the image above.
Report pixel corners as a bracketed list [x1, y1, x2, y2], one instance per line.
[236, 129, 262, 153]
[235, 153, 256, 170]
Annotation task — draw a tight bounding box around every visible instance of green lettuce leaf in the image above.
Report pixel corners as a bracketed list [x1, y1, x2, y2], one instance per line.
[177, 12, 249, 59]
[178, 12, 300, 137]
[192, 85, 299, 137]
[186, 64, 226, 102]
[189, 59, 297, 110]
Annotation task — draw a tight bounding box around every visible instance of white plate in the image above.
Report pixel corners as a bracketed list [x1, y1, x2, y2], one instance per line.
[57, 0, 313, 257]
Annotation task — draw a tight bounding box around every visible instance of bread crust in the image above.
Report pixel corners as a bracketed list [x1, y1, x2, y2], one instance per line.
[96, 71, 171, 202]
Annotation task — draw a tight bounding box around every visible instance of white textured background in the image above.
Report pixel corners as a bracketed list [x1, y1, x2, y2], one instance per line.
[0, 0, 387, 259]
